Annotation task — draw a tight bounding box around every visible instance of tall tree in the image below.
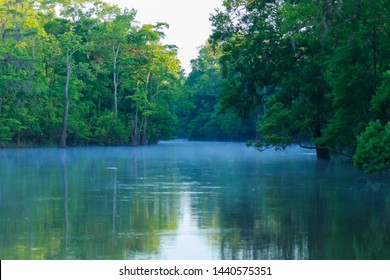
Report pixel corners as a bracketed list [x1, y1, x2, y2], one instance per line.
[97, 5, 136, 120]
[210, 0, 334, 158]
[322, 0, 390, 153]
[126, 23, 183, 145]
[57, 31, 83, 148]
[0, 0, 48, 145]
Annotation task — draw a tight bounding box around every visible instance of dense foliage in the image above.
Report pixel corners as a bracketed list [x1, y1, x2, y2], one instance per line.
[0, 0, 184, 147]
[178, 44, 256, 141]
[1, 0, 389, 173]
[205, 0, 390, 173]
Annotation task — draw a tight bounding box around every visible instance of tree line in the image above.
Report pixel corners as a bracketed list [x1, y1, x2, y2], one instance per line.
[1, 0, 389, 173]
[0, 0, 184, 147]
[179, 0, 390, 173]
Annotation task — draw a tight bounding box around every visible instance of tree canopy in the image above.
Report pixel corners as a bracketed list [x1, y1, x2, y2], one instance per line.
[1, 0, 389, 173]
[0, 0, 184, 147]
[204, 0, 390, 173]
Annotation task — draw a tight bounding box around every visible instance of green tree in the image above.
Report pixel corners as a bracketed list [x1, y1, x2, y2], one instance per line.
[125, 23, 183, 145]
[210, 0, 390, 168]
[210, 0, 333, 158]
[353, 67, 390, 173]
[180, 43, 255, 140]
[57, 31, 84, 148]
[321, 0, 390, 154]
[0, 0, 185, 147]
[0, 0, 49, 145]
[353, 120, 390, 174]
[96, 5, 136, 120]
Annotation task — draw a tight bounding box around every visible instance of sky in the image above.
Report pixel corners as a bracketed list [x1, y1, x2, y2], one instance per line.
[105, 0, 222, 74]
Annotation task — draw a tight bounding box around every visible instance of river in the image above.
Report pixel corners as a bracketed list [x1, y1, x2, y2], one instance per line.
[0, 141, 389, 259]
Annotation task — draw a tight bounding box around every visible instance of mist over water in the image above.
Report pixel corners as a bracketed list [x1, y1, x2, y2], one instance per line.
[1, 141, 389, 259]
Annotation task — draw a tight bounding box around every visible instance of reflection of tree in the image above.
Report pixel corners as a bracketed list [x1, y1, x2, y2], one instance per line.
[305, 160, 331, 259]
[0, 148, 182, 259]
[1, 147, 390, 260]
[197, 160, 314, 259]
[191, 157, 390, 260]
[59, 155, 180, 259]
[316, 173, 390, 259]
[0, 150, 65, 259]
[61, 150, 70, 250]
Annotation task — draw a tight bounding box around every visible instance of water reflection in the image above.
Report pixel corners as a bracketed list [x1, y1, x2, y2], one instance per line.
[0, 142, 389, 259]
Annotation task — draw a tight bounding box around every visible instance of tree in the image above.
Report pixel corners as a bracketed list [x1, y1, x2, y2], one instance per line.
[321, 0, 390, 155]
[353, 120, 390, 174]
[209, 0, 390, 168]
[97, 5, 136, 121]
[125, 23, 183, 145]
[210, 0, 333, 158]
[0, 0, 185, 147]
[0, 0, 48, 145]
[57, 31, 83, 148]
[180, 43, 255, 141]
[353, 67, 390, 173]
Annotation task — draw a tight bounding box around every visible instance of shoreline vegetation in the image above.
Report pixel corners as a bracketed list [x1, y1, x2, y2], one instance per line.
[1, 0, 389, 174]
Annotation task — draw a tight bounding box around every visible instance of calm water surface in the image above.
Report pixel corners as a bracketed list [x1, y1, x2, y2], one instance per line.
[1, 141, 389, 259]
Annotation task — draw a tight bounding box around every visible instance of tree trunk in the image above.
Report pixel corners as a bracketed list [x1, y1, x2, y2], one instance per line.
[372, 28, 377, 93]
[113, 70, 118, 120]
[129, 119, 139, 146]
[141, 115, 147, 145]
[59, 55, 71, 148]
[355, 0, 362, 19]
[113, 45, 120, 121]
[129, 99, 140, 146]
[316, 146, 331, 160]
[314, 124, 330, 160]
[140, 72, 151, 146]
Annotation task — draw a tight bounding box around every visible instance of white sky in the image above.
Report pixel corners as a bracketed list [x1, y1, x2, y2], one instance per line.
[105, 0, 222, 74]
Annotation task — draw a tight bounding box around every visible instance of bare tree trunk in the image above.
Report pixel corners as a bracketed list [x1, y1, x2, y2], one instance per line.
[113, 44, 120, 120]
[59, 54, 71, 148]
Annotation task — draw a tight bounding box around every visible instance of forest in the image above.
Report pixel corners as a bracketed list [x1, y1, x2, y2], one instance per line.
[1, 0, 185, 148]
[1, 0, 389, 173]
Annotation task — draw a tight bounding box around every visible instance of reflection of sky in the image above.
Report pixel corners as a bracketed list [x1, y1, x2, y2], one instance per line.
[131, 183, 218, 260]
[160, 191, 216, 259]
